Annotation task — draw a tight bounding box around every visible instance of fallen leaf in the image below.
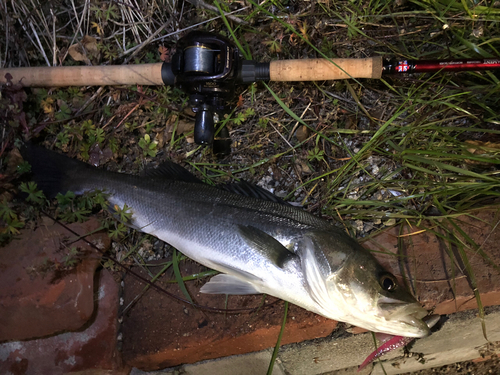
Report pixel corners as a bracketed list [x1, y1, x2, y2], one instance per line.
[295, 159, 312, 175]
[89, 144, 113, 167]
[296, 125, 310, 142]
[159, 45, 169, 62]
[237, 94, 244, 107]
[68, 35, 100, 65]
[464, 140, 500, 164]
[164, 116, 194, 142]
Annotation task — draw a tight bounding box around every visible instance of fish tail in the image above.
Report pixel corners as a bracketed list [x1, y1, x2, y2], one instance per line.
[24, 144, 93, 198]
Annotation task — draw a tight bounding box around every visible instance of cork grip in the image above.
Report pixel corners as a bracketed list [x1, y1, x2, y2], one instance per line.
[0, 63, 164, 87]
[269, 56, 383, 81]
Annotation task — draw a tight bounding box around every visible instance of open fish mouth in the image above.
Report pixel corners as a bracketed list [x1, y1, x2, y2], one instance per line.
[378, 298, 430, 337]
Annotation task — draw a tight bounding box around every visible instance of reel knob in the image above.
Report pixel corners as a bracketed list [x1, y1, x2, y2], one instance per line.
[193, 104, 215, 145]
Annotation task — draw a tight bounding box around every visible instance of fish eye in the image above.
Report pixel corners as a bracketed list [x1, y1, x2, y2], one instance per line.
[379, 273, 398, 292]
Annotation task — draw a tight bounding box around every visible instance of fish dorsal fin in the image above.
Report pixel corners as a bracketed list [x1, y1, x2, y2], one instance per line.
[219, 180, 290, 205]
[237, 225, 297, 268]
[144, 161, 290, 205]
[200, 274, 260, 295]
[142, 161, 203, 183]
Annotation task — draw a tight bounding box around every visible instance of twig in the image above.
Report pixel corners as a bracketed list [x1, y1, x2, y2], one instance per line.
[115, 101, 141, 129]
[51, 9, 56, 66]
[60, 0, 88, 64]
[75, 86, 105, 116]
[288, 102, 311, 141]
[121, 7, 249, 63]
[185, 0, 248, 25]
[1, 0, 8, 68]
[269, 121, 294, 151]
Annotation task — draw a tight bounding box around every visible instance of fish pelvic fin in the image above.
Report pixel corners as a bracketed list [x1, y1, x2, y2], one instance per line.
[200, 274, 260, 295]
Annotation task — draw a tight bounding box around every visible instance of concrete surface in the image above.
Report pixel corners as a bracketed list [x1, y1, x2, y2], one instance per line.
[139, 306, 500, 375]
[130, 350, 285, 375]
[371, 307, 500, 374]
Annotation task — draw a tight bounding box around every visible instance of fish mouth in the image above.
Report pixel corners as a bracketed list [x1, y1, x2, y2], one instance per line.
[378, 297, 431, 337]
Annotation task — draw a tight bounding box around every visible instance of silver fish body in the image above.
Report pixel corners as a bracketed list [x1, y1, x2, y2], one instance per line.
[27, 145, 430, 337]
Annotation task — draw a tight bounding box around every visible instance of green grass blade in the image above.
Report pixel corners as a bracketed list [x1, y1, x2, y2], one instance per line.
[267, 301, 288, 375]
[172, 248, 193, 304]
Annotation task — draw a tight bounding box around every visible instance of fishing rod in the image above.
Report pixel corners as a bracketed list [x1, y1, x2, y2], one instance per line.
[2, 30, 500, 148]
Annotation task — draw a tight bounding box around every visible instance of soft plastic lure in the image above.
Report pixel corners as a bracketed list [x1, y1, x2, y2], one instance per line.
[358, 315, 440, 371]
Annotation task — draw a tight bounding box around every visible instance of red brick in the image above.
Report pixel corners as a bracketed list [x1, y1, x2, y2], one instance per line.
[0, 217, 110, 341]
[363, 208, 500, 315]
[0, 269, 126, 374]
[122, 264, 336, 371]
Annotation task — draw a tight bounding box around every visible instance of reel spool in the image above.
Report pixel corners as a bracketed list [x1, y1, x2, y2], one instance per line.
[183, 44, 217, 74]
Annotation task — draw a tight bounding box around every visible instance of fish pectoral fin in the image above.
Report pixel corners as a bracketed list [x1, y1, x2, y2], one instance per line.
[200, 274, 261, 295]
[237, 225, 297, 269]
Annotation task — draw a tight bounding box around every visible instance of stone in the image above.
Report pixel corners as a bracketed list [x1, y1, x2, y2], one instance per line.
[0, 217, 109, 341]
[0, 269, 125, 374]
[277, 306, 500, 375]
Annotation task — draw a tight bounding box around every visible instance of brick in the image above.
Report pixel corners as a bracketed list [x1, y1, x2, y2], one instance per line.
[0, 217, 109, 341]
[363, 208, 500, 315]
[121, 263, 336, 371]
[0, 269, 125, 374]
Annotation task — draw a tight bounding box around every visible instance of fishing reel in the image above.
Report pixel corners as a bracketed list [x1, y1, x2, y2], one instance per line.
[162, 31, 269, 153]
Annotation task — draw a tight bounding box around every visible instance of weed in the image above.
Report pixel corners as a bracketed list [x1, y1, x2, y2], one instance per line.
[138, 134, 158, 157]
[19, 182, 45, 205]
[307, 146, 326, 163]
[0, 199, 25, 244]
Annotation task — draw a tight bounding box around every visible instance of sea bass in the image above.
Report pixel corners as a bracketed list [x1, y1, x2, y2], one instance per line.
[26, 145, 430, 337]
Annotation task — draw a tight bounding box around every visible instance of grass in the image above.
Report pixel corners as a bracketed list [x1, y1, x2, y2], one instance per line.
[1, 0, 500, 371]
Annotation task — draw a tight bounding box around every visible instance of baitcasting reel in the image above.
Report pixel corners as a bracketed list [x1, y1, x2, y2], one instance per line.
[161, 31, 269, 152]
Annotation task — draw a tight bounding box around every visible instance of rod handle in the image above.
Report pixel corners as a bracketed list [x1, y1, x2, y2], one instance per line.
[269, 57, 383, 81]
[0, 63, 168, 87]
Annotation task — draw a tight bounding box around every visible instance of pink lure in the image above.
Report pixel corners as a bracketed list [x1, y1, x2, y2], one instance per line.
[357, 314, 440, 372]
[357, 335, 413, 371]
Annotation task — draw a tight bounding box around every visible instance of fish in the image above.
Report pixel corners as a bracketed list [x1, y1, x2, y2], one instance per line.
[25, 144, 431, 338]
